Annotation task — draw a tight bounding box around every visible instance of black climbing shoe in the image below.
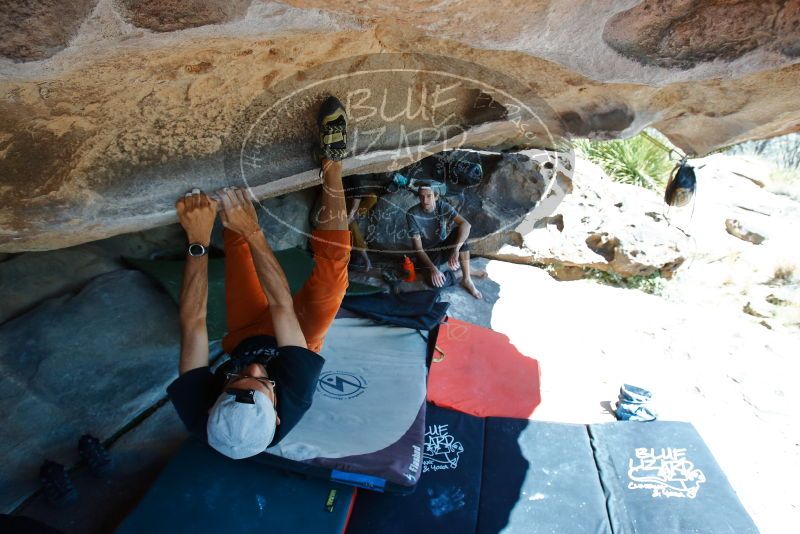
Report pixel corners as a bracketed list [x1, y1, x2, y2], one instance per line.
[39, 460, 77, 508]
[78, 434, 112, 477]
[317, 96, 348, 162]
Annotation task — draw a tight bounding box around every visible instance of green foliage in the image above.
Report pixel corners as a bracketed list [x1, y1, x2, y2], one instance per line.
[538, 262, 666, 295]
[584, 268, 666, 296]
[574, 134, 673, 190]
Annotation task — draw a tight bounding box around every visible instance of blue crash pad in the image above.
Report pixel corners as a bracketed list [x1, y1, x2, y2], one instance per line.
[346, 403, 484, 533]
[478, 418, 612, 533]
[117, 438, 355, 534]
[590, 421, 758, 534]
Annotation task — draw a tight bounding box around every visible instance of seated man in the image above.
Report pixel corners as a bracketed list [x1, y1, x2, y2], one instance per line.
[406, 181, 485, 299]
[167, 96, 350, 459]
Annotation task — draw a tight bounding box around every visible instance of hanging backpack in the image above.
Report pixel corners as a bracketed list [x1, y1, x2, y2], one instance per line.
[664, 161, 696, 207]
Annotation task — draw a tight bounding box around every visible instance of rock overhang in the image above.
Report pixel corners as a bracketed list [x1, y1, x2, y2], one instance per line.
[1, 0, 799, 252]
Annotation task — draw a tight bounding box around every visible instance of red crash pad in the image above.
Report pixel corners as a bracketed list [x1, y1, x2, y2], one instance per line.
[427, 318, 541, 418]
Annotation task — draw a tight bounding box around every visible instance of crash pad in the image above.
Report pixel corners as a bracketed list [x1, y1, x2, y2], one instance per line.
[251, 318, 428, 495]
[427, 318, 541, 418]
[125, 247, 383, 340]
[346, 404, 484, 533]
[590, 421, 758, 534]
[346, 414, 756, 533]
[117, 437, 355, 534]
[478, 418, 612, 534]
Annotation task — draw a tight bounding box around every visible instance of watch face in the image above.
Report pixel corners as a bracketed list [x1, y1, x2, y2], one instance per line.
[188, 243, 206, 257]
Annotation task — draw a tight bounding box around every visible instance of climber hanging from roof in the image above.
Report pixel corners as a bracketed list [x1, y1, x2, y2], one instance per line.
[167, 96, 351, 460]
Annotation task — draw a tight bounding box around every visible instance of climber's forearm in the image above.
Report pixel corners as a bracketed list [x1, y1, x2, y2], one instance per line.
[178, 254, 210, 374]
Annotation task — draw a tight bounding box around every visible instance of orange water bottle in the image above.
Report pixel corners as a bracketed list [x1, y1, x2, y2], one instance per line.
[402, 255, 416, 282]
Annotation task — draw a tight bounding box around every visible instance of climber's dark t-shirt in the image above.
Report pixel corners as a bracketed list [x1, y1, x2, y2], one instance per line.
[167, 335, 324, 447]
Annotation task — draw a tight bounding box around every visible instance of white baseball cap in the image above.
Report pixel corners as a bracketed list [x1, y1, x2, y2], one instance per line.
[207, 388, 277, 460]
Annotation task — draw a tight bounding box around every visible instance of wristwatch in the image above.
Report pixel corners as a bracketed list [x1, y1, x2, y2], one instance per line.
[187, 243, 208, 257]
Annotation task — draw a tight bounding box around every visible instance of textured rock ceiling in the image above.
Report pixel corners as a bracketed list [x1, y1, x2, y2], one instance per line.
[1, 0, 799, 251]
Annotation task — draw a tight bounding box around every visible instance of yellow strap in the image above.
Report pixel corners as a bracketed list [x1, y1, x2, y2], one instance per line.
[322, 108, 345, 124]
[432, 345, 445, 363]
[323, 132, 344, 144]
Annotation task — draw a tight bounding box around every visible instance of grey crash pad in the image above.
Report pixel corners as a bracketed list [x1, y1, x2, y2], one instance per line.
[0, 270, 181, 512]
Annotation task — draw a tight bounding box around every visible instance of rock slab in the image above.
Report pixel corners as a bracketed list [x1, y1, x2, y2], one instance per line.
[0, 270, 181, 512]
[481, 157, 688, 278]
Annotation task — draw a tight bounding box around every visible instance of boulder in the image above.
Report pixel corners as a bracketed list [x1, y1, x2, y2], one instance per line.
[0, 0, 97, 62]
[0, 244, 123, 324]
[88, 187, 314, 259]
[2, 1, 800, 251]
[117, 0, 252, 33]
[240, 188, 315, 252]
[12, 402, 189, 533]
[0, 270, 181, 511]
[351, 150, 567, 256]
[480, 157, 688, 278]
[603, 0, 800, 69]
[92, 223, 189, 260]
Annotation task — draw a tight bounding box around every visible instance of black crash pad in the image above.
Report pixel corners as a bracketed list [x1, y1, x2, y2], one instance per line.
[346, 403, 484, 533]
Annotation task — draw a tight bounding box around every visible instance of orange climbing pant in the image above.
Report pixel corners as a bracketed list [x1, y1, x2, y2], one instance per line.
[221, 228, 351, 355]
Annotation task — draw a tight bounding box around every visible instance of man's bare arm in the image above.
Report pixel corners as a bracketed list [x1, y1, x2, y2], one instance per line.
[175, 190, 218, 374]
[218, 188, 307, 349]
[179, 254, 210, 374]
[411, 234, 437, 270]
[452, 214, 471, 250]
[245, 232, 307, 348]
[412, 234, 446, 288]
